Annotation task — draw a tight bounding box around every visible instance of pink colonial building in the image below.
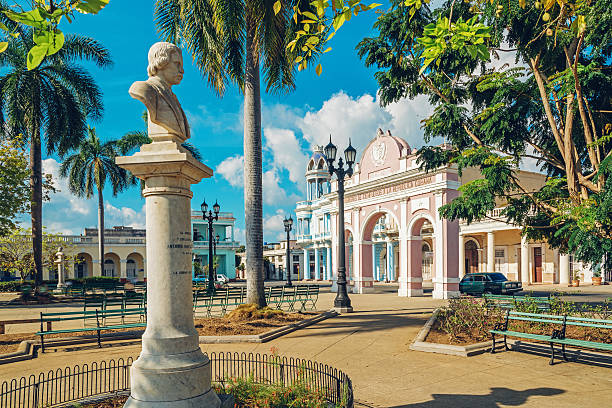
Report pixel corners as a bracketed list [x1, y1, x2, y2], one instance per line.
[295, 129, 594, 299]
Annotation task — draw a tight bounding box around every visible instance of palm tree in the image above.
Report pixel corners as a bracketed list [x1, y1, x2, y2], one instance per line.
[0, 21, 111, 288]
[60, 127, 141, 277]
[155, 0, 308, 306]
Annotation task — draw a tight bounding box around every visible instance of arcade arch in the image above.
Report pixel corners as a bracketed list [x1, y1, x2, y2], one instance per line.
[126, 252, 145, 280]
[74, 253, 93, 279]
[103, 253, 121, 277]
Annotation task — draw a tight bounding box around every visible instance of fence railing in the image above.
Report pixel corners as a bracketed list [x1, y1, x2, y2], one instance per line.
[209, 352, 353, 407]
[0, 358, 132, 408]
[0, 354, 353, 408]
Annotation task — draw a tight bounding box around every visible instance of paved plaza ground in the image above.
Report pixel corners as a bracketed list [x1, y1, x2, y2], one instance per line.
[1, 284, 611, 407]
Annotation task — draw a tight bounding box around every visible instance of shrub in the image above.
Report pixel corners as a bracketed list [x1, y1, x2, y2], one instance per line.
[227, 304, 285, 321]
[215, 376, 330, 408]
[437, 297, 503, 343]
[0, 281, 26, 292]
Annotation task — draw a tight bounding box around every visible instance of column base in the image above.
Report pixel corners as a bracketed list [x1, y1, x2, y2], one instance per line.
[127, 348, 220, 407]
[333, 306, 353, 313]
[125, 387, 221, 408]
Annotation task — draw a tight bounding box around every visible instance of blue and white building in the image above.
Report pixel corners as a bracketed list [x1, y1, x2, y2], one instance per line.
[192, 211, 240, 279]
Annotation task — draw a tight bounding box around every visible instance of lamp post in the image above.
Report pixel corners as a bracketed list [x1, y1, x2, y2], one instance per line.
[325, 135, 356, 313]
[201, 199, 220, 293]
[283, 216, 293, 287]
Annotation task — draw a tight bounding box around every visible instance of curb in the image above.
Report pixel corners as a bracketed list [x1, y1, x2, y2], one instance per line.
[0, 340, 38, 364]
[409, 308, 493, 357]
[199, 310, 338, 344]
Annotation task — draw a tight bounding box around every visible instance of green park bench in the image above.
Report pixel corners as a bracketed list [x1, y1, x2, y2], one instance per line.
[484, 294, 551, 311]
[490, 310, 612, 365]
[84, 293, 146, 312]
[37, 308, 146, 352]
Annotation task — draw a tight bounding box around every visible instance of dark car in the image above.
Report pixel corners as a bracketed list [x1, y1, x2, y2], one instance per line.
[459, 272, 522, 296]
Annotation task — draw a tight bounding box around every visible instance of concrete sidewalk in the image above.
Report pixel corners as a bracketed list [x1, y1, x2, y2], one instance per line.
[1, 289, 611, 407]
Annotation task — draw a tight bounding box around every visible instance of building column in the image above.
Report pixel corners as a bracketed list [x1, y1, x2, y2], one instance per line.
[120, 259, 128, 282]
[458, 234, 465, 278]
[398, 200, 410, 296]
[372, 244, 377, 281]
[303, 248, 310, 280]
[314, 247, 320, 280]
[487, 232, 495, 273]
[326, 246, 332, 280]
[559, 253, 570, 286]
[521, 235, 530, 285]
[386, 241, 392, 282]
[92, 259, 102, 277]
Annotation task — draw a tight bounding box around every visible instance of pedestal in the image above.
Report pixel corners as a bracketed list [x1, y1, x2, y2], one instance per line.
[117, 140, 220, 408]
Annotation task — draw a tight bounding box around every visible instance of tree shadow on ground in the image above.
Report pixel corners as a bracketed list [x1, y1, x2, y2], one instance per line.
[389, 387, 564, 407]
[290, 309, 432, 338]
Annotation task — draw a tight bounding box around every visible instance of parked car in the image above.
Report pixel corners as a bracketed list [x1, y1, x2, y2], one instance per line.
[193, 274, 229, 285]
[192, 274, 207, 284]
[459, 272, 522, 296]
[216, 274, 229, 284]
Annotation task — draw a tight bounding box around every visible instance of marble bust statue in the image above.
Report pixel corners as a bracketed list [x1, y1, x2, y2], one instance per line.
[129, 42, 190, 142]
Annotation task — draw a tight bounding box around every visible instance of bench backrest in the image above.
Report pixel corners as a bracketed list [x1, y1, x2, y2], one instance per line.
[565, 315, 612, 330]
[508, 311, 565, 325]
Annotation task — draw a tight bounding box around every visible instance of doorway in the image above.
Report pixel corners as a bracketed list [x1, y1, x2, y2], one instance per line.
[533, 247, 542, 282]
[465, 240, 479, 274]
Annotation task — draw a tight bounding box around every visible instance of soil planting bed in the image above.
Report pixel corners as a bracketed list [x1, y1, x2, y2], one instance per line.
[195, 311, 315, 336]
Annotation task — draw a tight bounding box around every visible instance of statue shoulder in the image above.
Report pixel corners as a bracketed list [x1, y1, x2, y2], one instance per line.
[129, 80, 158, 102]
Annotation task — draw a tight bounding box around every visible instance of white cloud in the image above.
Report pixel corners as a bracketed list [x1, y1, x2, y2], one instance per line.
[263, 209, 287, 242]
[104, 203, 146, 229]
[299, 92, 392, 153]
[263, 168, 300, 206]
[19, 158, 147, 235]
[263, 127, 308, 183]
[216, 155, 244, 188]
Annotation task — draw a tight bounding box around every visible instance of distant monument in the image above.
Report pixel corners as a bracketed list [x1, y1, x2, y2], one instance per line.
[55, 247, 66, 290]
[117, 42, 222, 408]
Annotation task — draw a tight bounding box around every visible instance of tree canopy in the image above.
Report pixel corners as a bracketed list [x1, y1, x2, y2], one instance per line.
[355, 0, 611, 265]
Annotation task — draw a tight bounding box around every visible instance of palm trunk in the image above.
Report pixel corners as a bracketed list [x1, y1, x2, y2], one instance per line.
[244, 17, 266, 307]
[30, 128, 43, 288]
[98, 187, 105, 277]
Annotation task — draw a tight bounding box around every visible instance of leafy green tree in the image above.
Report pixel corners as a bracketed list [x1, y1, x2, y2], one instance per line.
[0, 0, 110, 69]
[0, 227, 75, 281]
[355, 0, 611, 265]
[154, 0, 320, 306]
[60, 127, 142, 277]
[0, 137, 33, 235]
[0, 20, 111, 288]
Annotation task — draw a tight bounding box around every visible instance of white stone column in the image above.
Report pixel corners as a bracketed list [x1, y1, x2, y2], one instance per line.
[120, 259, 128, 282]
[303, 248, 309, 280]
[117, 139, 219, 407]
[521, 235, 530, 285]
[398, 200, 409, 296]
[386, 241, 393, 282]
[55, 248, 66, 289]
[314, 247, 320, 280]
[326, 246, 332, 280]
[487, 232, 495, 273]
[458, 234, 465, 278]
[559, 253, 570, 286]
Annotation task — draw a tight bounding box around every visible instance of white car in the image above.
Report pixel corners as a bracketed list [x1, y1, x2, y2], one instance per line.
[216, 274, 229, 284]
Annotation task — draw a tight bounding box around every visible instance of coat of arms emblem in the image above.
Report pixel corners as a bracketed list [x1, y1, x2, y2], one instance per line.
[372, 141, 386, 166]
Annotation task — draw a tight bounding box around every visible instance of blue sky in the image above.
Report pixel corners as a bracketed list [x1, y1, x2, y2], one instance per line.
[33, 1, 437, 243]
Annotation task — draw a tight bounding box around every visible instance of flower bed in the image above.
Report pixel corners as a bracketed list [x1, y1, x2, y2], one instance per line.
[426, 296, 612, 347]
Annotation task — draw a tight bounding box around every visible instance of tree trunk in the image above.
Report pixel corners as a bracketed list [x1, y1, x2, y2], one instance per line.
[243, 16, 266, 307]
[98, 187, 105, 277]
[30, 129, 43, 288]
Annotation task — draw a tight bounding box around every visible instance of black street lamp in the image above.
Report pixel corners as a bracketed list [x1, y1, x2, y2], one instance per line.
[325, 135, 356, 313]
[283, 216, 293, 287]
[201, 199, 220, 293]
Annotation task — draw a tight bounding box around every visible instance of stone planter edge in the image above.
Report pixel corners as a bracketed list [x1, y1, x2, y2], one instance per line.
[199, 310, 338, 344]
[409, 308, 493, 357]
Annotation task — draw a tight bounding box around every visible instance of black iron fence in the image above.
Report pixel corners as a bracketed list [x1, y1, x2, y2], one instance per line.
[209, 352, 353, 407]
[0, 353, 353, 408]
[0, 358, 132, 408]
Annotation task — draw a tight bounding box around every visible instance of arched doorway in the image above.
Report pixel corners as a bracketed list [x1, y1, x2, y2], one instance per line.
[103, 253, 121, 277]
[465, 240, 479, 274]
[422, 242, 433, 282]
[74, 253, 93, 279]
[126, 252, 145, 281]
[359, 211, 400, 293]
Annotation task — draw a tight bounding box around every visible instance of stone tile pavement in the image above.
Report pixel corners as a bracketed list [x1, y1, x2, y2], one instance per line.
[1, 287, 611, 407]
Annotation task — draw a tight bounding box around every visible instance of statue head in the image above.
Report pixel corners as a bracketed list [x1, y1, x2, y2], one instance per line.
[147, 42, 184, 86]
